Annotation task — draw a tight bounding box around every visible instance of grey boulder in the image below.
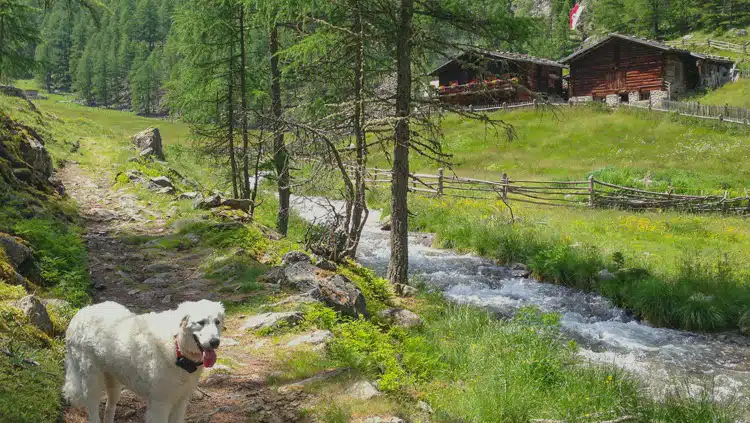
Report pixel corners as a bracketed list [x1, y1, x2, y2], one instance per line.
[192, 194, 222, 210]
[345, 380, 381, 400]
[17, 295, 53, 334]
[281, 251, 310, 266]
[0, 233, 32, 268]
[378, 308, 423, 328]
[220, 198, 251, 211]
[312, 274, 368, 318]
[286, 330, 333, 347]
[132, 128, 164, 159]
[241, 311, 303, 331]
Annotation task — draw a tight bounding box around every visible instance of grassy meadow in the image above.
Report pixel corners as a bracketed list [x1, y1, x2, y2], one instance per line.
[698, 78, 750, 108]
[2, 81, 748, 421]
[369, 105, 750, 332]
[381, 105, 750, 195]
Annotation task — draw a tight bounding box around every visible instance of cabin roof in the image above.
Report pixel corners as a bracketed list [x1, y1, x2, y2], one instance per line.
[560, 33, 734, 65]
[429, 49, 565, 76]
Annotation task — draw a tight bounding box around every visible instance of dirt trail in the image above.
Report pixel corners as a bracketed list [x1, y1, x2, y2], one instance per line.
[58, 164, 311, 423]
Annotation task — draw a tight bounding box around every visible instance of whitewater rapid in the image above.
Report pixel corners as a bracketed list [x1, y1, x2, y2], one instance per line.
[292, 197, 750, 408]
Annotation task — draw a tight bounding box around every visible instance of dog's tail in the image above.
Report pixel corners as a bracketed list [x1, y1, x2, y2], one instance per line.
[62, 343, 86, 407]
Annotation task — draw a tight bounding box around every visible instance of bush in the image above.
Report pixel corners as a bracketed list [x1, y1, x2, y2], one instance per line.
[327, 319, 409, 392]
[13, 218, 89, 307]
[529, 244, 602, 289]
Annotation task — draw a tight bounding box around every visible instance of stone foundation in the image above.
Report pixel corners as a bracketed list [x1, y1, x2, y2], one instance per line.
[650, 90, 669, 106]
[605, 94, 621, 107]
[628, 91, 640, 102]
[569, 95, 593, 104]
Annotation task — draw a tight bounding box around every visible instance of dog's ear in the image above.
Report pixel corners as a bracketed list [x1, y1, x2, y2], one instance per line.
[180, 314, 190, 328]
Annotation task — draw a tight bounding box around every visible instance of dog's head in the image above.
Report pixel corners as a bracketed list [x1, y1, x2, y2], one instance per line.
[177, 300, 225, 368]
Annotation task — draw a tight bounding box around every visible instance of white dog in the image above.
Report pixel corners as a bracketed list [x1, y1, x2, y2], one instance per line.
[63, 300, 225, 423]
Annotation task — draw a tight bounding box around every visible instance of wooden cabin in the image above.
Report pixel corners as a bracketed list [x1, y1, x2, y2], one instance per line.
[561, 33, 735, 101]
[429, 50, 566, 105]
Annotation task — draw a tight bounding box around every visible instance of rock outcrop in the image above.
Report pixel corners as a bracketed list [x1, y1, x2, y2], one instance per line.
[312, 274, 368, 318]
[17, 295, 53, 335]
[132, 128, 164, 159]
[377, 308, 423, 328]
[0, 233, 33, 268]
[242, 311, 303, 331]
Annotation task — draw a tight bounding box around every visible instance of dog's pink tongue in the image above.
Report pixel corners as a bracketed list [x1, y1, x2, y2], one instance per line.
[202, 350, 217, 368]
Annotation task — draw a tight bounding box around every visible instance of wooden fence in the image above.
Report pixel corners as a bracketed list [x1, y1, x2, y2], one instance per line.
[667, 38, 749, 55]
[622, 99, 750, 125]
[464, 100, 567, 113]
[359, 167, 750, 214]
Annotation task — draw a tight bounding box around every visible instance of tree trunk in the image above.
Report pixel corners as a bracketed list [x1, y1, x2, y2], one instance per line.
[227, 42, 239, 199]
[249, 137, 263, 218]
[387, 0, 413, 286]
[239, 7, 251, 200]
[347, 3, 368, 257]
[270, 25, 290, 235]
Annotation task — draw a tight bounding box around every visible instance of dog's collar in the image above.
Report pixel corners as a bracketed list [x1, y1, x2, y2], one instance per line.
[175, 339, 202, 374]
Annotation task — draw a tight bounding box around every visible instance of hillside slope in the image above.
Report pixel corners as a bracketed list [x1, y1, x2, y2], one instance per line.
[697, 78, 750, 108]
[392, 105, 750, 195]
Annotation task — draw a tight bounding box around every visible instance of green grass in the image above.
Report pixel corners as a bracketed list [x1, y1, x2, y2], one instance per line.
[666, 28, 750, 71]
[374, 106, 750, 195]
[697, 78, 750, 108]
[281, 290, 740, 422]
[370, 190, 750, 332]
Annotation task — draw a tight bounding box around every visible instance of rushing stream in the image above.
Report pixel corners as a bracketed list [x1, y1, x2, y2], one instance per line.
[292, 197, 750, 410]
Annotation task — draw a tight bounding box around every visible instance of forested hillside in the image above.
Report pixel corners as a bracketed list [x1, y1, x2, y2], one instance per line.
[4, 0, 745, 117]
[33, 0, 176, 113]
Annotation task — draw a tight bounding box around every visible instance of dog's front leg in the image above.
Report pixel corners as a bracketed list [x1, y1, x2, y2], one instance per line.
[145, 401, 170, 423]
[168, 394, 190, 423]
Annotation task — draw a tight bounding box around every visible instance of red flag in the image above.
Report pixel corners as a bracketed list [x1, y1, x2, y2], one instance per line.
[570, 3, 584, 30]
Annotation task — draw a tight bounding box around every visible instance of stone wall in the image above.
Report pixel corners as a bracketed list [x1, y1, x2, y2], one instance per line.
[605, 94, 621, 107]
[628, 91, 640, 102]
[650, 90, 669, 106]
[569, 95, 593, 104]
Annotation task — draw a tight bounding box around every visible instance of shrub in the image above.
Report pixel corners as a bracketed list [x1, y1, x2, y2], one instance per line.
[327, 319, 408, 392]
[529, 244, 602, 289]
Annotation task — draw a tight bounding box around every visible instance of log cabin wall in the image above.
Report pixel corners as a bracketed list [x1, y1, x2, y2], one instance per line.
[569, 38, 664, 99]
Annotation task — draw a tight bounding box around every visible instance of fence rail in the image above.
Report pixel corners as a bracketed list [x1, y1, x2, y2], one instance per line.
[357, 167, 750, 215]
[666, 38, 749, 55]
[622, 99, 750, 125]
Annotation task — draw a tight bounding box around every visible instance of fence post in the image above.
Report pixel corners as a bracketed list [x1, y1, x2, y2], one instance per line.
[588, 175, 595, 207]
[437, 167, 444, 196]
[533, 99, 538, 109]
[503, 102, 507, 111]
[501, 173, 509, 201]
[707, 39, 711, 49]
[745, 42, 749, 55]
[720, 115, 724, 122]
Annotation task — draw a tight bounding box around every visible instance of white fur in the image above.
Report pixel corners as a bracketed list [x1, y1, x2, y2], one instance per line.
[63, 300, 225, 423]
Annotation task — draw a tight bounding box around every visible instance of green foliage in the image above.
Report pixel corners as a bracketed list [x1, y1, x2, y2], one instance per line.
[390, 106, 750, 196]
[377, 192, 750, 332]
[0, 0, 40, 82]
[328, 318, 410, 392]
[529, 244, 602, 289]
[697, 79, 750, 109]
[303, 302, 340, 330]
[13, 218, 90, 307]
[338, 261, 394, 311]
[0, 281, 25, 301]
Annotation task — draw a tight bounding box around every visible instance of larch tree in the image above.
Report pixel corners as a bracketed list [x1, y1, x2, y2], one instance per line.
[0, 0, 40, 82]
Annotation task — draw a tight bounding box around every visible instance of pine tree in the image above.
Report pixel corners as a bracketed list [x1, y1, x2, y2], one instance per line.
[0, 0, 40, 82]
[74, 44, 95, 103]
